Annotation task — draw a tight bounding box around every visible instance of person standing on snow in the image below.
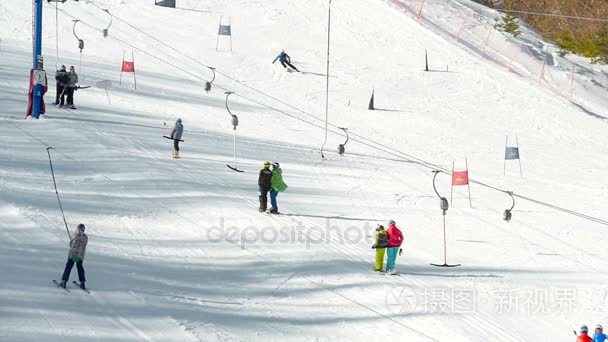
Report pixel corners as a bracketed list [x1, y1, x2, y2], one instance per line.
[58, 223, 88, 290]
[54, 65, 69, 106]
[258, 161, 273, 212]
[371, 224, 388, 271]
[65, 65, 79, 109]
[269, 162, 288, 214]
[272, 50, 300, 72]
[578, 325, 593, 342]
[594, 324, 607, 342]
[385, 220, 403, 275]
[170, 118, 183, 158]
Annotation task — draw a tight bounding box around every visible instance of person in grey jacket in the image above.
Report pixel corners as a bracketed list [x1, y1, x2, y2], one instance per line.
[65, 66, 79, 109]
[58, 223, 88, 289]
[171, 118, 183, 158]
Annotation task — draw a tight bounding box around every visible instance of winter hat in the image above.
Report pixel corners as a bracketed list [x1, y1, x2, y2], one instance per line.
[389, 220, 396, 225]
[77, 223, 85, 232]
[61, 65, 66, 71]
[581, 325, 588, 333]
[597, 324, 603, 330]
[376, 224, 385, 231]
[263, 161, 271, 168]
[272, 161, 280, 168]
[176, 118, 182, 123]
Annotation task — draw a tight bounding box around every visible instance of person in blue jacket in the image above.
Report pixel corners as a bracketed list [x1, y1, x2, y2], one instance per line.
[594, 324, 607, 342]
[272, 50, 300, 72]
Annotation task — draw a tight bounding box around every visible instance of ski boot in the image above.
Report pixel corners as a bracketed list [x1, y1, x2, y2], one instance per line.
[79, 282, 86, 290]
[172, 150, 179, 159]
[59, 280, 67, 288]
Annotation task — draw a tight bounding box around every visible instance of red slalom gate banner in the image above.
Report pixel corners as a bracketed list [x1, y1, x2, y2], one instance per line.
[451, 159, 472, 208]
[121, 61, 134, 72]
[119, 51, 137, 89]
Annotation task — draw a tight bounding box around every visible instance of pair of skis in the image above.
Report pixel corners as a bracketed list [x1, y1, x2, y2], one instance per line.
[53, 280, 90, 293]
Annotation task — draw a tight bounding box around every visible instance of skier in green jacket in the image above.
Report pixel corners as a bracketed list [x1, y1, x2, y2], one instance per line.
[269, 162, 288, 214]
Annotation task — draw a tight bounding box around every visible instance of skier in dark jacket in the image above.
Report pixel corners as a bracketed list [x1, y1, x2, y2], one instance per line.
[65, 66, 78, 109]
[258, 161, 273, 212]
[170, 118, 183, 158]
[54, 65, 69, 106]
[272, 50, 300, 72]
[58, 223, 88, 289]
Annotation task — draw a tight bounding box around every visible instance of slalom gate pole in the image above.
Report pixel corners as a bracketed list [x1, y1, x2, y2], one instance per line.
[46, 147, 71, 240]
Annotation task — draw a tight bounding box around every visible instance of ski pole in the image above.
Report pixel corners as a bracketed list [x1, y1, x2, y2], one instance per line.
[46, 147, 71, 240]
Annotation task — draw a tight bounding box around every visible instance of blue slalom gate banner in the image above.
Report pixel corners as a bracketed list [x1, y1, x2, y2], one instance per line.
[503, 136, 523, 177]
[504, 147, 520, 160]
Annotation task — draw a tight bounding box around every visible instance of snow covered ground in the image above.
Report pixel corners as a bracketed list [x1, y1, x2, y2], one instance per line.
[1, 0, 608, 341]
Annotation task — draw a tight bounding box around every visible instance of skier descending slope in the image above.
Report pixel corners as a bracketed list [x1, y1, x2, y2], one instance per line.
[371, 224, 388, 272]
[258, 161, 273, 212]
[385, 220, 403, 275]
[170, 118, 183, 158]
[594, 325, 606, 342]
[58, 224, 88, 290]
[578, 325, 593, 342]
[272, 50, 300, 72]
[269, 162, 287, 214]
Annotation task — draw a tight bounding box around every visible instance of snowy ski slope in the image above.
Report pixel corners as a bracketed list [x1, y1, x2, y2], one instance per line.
[1, 0, 608, 341]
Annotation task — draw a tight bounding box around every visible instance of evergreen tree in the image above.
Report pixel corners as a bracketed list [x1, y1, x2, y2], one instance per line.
[494, 12, 522, 37]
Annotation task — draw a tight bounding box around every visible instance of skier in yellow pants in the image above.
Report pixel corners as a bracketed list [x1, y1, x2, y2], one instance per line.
[372, 225, 388, 271]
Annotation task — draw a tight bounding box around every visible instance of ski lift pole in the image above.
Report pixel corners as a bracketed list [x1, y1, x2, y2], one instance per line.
[320, 0, 332, 160]
[102, 9, 113, 38]
[337, 127, 349, 155]
[430, 170, 461, 268]
[205, 67, 215, 92]
[504, 191, 515, 222]
[225, 91, 243, 172]
[72, 19, 84, 71]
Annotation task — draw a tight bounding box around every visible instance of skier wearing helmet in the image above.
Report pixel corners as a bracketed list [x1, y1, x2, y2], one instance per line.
[385, 220, 403, 275]
[268, 162, 287, 214]
[578, 325, 593, 342]
[272, 49, 300, 72]
[258, 161, 273, 212]
[58, 223, 88, 290]
[594, 324, 607, 342]
[170, 118, 183, 158]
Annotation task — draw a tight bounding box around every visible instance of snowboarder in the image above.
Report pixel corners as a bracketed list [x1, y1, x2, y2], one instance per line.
[594, 325, 607, 342]
[385, 220, 403, 275]
[258, 161, 273, 212]
[578, 325, 593, 342]
[269, 162, 287, 214]
[54, 65, 69, 106]
[170, 118, 183, 158]
[371, 224, 388, 271]
[272, 50, 300, 72]
[58, 223, 88, 290]
[65, 66, 78, 109]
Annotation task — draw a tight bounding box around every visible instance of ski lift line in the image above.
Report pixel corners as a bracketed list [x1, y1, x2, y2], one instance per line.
[52, 5, 608, 227]
[4, 115, 441, 342]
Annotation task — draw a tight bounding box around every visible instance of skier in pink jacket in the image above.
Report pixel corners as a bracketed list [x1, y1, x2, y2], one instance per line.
[385, 220, 403, 274]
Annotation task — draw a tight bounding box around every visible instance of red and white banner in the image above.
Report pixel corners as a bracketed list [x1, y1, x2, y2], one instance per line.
[450, 159, 472, 207]
[121, 61, 135, 73]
